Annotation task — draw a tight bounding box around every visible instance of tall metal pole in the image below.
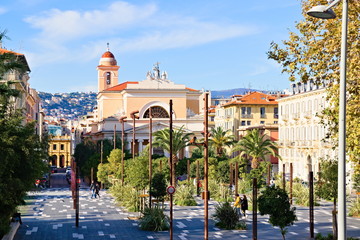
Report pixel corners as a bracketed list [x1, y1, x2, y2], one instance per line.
[114, 124, 116, 149]
[290, 163, 293, 205]
[131, 111, 139, 160]
[75, 162, 79, 227]
[169, 100, 173, 240]
[235, 161, 238, 195]
[252, 178, 257, 240]
[101, 141, 103, 164]
[120, 117, 127, 185]
[149, 107, 153, 208]
[338, 1, 348, 239]
[282, 163, 286, 190]
[309, 171, 314, 239]
[187, 159, 190, 184]
[204, 93, 209, 240]
[196, 160, 199, 196]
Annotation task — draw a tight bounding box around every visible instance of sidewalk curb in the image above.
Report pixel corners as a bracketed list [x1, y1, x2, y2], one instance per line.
[1, 222, 20, 240]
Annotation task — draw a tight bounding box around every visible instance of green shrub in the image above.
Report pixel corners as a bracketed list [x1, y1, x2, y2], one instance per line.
[212, 201, 245, 230]
[110, 183, 141, 212]
[150, 173, 167, 201]
[208, 179, 233, 202]
[348, 197, 360, 217]
[174, 184, 197, 206]
[315, 232, 358, 240]
[139, 206, 169, 231]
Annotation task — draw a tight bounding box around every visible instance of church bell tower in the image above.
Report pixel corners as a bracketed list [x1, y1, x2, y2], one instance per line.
[97, 43, 120, 92]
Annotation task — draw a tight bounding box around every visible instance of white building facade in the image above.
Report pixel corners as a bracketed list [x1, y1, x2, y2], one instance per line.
[278, 81, 335, 180]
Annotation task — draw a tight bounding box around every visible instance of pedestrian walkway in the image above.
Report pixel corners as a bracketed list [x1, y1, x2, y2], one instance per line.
[13, 188, 360, 239]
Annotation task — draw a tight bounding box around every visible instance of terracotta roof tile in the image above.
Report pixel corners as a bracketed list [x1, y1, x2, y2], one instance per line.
[0, 48, 23, 55]
[186, 87, 199, 92]
[105, 81, 139, 91]
[223, 92, 278, 106]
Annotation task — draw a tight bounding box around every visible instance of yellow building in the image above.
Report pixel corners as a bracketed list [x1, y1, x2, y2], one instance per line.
[215, 91, 280, 139]
[87, 47, 208, 158]
[48, 135, 72, 168]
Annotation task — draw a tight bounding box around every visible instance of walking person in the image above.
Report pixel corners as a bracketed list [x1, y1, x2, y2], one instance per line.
[90, 180, 96, 199]
[240, 194, 248, 219]
[94, 182, 101, 198]
[234, 193, 242, 219]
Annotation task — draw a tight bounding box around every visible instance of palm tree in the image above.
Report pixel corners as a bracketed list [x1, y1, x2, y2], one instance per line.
[153, 126, 193, 165]
[232, 129, 280, 169]
[208, 126, 235, 157]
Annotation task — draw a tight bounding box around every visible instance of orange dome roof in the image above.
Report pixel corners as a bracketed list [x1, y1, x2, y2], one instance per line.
[102, 51, 115, 58]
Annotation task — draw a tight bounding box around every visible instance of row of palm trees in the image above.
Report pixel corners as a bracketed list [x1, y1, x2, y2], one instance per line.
[152, 126, 280, 169]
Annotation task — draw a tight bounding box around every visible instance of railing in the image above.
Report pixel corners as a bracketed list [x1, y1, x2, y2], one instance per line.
[241, 114, 253, 119]
[292, 112, 300, 119]
[260, 114, 267, 118]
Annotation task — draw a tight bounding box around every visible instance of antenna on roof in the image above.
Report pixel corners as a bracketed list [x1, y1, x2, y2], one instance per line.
[107, 42, 110, 51]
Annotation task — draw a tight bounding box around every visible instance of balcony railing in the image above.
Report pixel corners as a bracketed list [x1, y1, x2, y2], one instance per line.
[241, 114, 253, 119]
[292, 112, 300, 119]
[260, 113, 266, 118]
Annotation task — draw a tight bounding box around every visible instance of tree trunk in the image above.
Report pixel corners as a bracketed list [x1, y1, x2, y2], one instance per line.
[332, 198, 337, 240]
[251, 157, 259, 169]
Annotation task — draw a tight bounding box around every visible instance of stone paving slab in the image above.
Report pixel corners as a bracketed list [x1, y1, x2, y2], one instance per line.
[13, 188, 360, 240]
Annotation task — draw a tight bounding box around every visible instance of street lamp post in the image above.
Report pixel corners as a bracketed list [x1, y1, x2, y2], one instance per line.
[130, 111, 139, 160]
[149, 107, 153, 208]
[169, 100, 173, 240]
[307, 1, 348, 239]
[120, 116, 127, 185]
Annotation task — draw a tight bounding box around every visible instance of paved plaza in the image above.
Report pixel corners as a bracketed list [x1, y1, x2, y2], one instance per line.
[14, 187, 360, 240]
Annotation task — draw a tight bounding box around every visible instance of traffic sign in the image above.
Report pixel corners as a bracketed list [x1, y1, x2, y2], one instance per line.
[167, 186, 176, 195]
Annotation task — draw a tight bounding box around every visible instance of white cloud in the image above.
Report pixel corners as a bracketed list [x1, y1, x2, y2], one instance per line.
[24, 1, 259, 67]
[0, 7, 7, 15]
[24, 1, 157, 42]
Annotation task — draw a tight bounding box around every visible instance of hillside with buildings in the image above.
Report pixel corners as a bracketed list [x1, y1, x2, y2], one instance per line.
[39, 91, 97, 120]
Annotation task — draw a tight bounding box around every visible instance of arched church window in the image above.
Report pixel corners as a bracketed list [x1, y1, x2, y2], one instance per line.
[106, 72, 111, 85]
[143, 106, 170, 118]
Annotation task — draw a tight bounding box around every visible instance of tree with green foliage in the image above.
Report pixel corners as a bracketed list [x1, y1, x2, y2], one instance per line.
[267, 0, 360, 175]
[316, 158, 338, 239]
[73, 139, 97, 178]
[258, 186, 297, 240]
[0, 31, 48, 237]
[150, 173, 167, 201]
[233, 129, 280, 169]
[153, 126, 193, 165]
[209, 126, 235, 157]
[126, 150, 149, 190]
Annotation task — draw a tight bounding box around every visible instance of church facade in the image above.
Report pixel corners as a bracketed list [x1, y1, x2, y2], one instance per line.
[88, 47, 208, 157]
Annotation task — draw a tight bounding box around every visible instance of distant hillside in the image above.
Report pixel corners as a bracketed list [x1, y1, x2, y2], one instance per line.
[39, 91, 97, 120]
[211, 88, 266, 98]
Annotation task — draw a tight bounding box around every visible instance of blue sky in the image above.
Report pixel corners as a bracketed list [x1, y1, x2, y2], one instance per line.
[0, 0, 303, 93]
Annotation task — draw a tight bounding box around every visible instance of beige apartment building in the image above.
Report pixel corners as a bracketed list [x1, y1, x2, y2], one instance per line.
[86, 48, 208, 157]
[215, 91, 280, 139]
[0, 46, 42, 133]
[48, 135, 72, 168]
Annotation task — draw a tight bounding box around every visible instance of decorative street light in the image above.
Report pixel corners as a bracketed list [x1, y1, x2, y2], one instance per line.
[148, 107, 153, 208]
[189, 92, 209, 239]
[307, 1, 348, 239]
[119, 116, 127, 185]
[130, 110, 139, 160]
[169, 100, 174, 240]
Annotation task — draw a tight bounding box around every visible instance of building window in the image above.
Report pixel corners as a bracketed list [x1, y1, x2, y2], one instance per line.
[260, 107, 266, 118]
[53, 144, 57, 150]
[274, 107, 279, 119]
[106, 72, 111, 85]
[260, 121, 265, 124]
[241, 107, 252, 118]
[61, 144, 64, 150]
[274, 121, 278, 124]
[247, 121, 251, 126]
[143, 106, 170, 118]
[241, 121, 246, 126]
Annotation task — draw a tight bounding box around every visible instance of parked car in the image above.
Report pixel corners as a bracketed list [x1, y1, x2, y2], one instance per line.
[50, 166, 57, 173]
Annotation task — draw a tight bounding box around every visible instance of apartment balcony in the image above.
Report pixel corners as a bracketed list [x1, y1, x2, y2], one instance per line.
[241, 114, 253, 119]
[282, 114, 289, 121]
[260, 114, 267, 119]
[304, 111, 312, 119]
[292, 112, 300, 120]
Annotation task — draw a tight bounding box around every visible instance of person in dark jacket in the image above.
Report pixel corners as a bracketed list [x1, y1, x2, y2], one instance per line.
[240, 194, 248, 218]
